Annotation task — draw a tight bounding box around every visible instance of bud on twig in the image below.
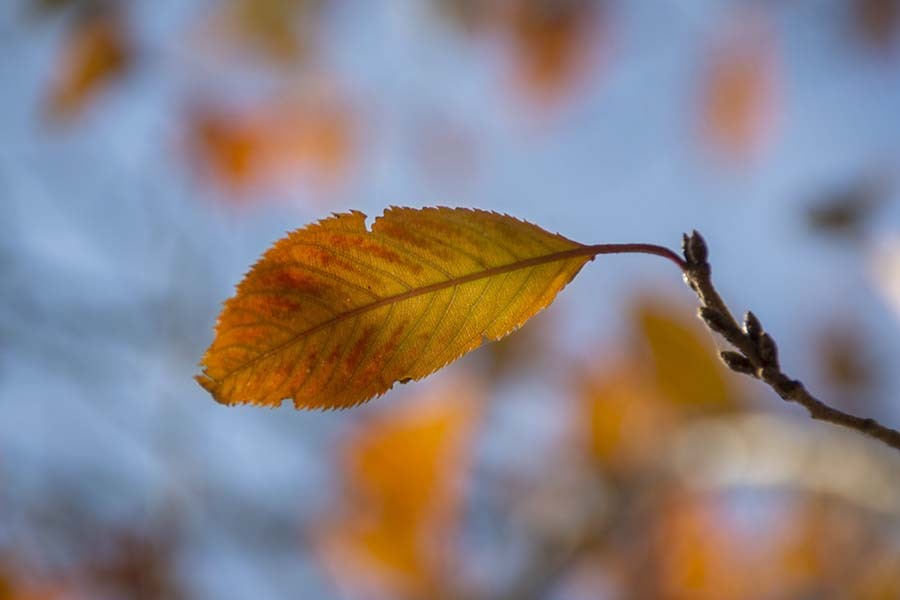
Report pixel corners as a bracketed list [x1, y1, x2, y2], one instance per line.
[757, 333, 779, 367]
[699, 306, 731, 336]
[720, 351, 755, 375]
[743, 311, 762, 341]
[675, 223, 900, 454]
[684, 230, 708, 265]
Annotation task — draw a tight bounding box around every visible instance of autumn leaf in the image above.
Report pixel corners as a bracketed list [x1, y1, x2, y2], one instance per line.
[505, 0, 599, 107]
[581, 359, 675, 471]
[633, 298, 738, 413]
[196, 207, 595, 409]
[699, 10, 777, 158]
[185, 90, 354, 195]
[207, 0, 325, 64]
[45, 8, 132, 122]
[187, 106, 263, 191]
[654, 493, 757, 599]
[315, 380, 478, 594]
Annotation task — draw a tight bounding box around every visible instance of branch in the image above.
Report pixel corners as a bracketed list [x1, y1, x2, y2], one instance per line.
[679, 231, 900, 453]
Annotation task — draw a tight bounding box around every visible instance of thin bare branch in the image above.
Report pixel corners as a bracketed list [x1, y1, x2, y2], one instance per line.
[678, 231, 900, 453]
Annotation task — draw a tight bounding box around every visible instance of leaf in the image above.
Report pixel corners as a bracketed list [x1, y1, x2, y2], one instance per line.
[316, 380, 478, 594]
[634, 298, 738, 413]
[196, 207, 593, 409]
[186, 89, 354, 195]
[213, 0, 324, 64]
[582, 360, 674, 471]
[654, 493, 753, 598]
[187, 106, 264, 191]
[45, 8, 132, 122]
[505, 0, 598, 107]
[699, 10, 777, 158]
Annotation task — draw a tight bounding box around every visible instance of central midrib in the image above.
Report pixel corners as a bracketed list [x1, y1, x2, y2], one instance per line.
[211, 244, 601, 381]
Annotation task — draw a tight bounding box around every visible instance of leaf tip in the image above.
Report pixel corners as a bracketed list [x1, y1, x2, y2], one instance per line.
[195, 373, 230, 406]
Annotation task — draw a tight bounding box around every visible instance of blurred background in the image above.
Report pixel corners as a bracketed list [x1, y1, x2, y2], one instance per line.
[2, 0, 900, 598]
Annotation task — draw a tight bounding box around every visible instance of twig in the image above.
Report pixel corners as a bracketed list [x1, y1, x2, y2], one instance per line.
[678, 231, 900, 453]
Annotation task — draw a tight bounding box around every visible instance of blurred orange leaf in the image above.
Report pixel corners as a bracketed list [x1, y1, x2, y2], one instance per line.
[850, 555, 900, 599]
[186, 92, 354, 194]
[505, 0, 599, 107]
[654, 494, 758, 600]
[196, 207, 592, 408]
[45, 9, 132, 122]
[582, 359, 674, 471]
[700, 13, 777, 158]
[647, 492, 900, 600]
[188, 108, 264, 190]
[0, 569, 68, 600]
[316, 381, 478, 594]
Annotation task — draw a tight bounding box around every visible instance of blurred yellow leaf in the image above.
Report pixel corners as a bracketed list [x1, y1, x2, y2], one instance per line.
[45, 9, 132, 122]
[207, 0, 325, 64]
[316, 380, 478, 594]
[578, 296, 740, 472]
[633, 297, 738, 413]
[196, 207, 593, 409]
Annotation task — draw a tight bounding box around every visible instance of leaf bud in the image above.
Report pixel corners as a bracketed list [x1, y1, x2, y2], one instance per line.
[720, 351, 755, 375]
[685, 230, 709, 264]
[757, 333, 779, 367]
[743, 311, 762, 341]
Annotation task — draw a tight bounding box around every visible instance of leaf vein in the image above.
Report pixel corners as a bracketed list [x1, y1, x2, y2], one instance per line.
[202, 246, 594, 385]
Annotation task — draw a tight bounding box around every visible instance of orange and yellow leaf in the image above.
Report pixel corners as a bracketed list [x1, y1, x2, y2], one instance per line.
[196, 207, 593, 409]
[316, 380, 478, 593]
